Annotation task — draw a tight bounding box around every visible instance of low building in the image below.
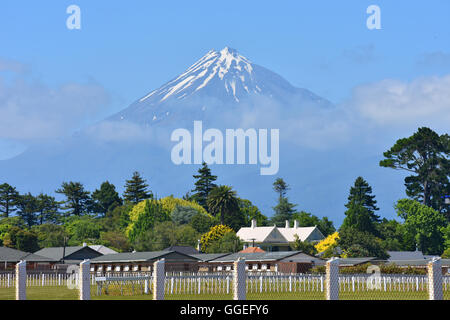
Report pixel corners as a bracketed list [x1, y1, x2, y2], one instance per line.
[206, 251, 325, 273]
[89, 245, 118, 255]
[236, 219, 325, 252]
[0, 247, 57, 271]
[34, 245, 103, 270]
[163, 245, 199, 255]
[90, 250, 200, 273]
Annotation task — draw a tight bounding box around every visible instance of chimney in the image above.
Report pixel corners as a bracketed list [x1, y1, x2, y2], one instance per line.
[251, 219, 257, 229]
[285, 220, 289, 228]
[294, 220, 299, 229]
[83, 242, 87, 247]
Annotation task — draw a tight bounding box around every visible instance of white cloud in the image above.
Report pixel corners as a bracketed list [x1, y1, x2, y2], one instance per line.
[0, 77, 111, 141]
[349, 75, 450, 127]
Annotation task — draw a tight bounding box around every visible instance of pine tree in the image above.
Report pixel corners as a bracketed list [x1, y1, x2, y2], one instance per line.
[341, 177, 380, 235]
[55, 182, 92, 216]
[0, 183, 20, 218]
[123, 172, 152, 204]
[16, 193, 38, 227]
[92, 181, 122, 215]
[271, 178, 297, 226]
[192, 162, 217, 210]
[36, 193, 60, 224]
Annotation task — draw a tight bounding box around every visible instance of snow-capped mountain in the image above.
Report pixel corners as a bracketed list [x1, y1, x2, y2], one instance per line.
[110, 47, 331, 125]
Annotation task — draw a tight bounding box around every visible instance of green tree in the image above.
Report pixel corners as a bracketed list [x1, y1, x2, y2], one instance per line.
[32, 224, 66, 248]
[36, 193, 60, 225]
[127, 200, 170, 243]
[340, 177, 380, 235]
[204, 231, 242, 253]
[380, 127, 450, 215]
[171, 205, 201, 225]
[191, 162, 217, 210]
[92, 181, 122, 216]
[189, 213, 217, 234]
[338, 227, 388, 259]
[15, 229, 39, 252]
[123, 172, 152, 204]
[239, 198, 268, 227]
[271, 178, 296, 227]
[99, 230, 131, 252]
[0, 183, 19, 218]
[207, 185, 241, 229]
[290, 234, 318, 255]
[56, 182, 92, 216]
[65, 216, 103, 245]
[395, 199, 447, 255]
[16, 193, 38, 227]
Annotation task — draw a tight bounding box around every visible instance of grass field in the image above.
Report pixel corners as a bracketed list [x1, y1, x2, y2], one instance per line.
[0, 286, 449, 300]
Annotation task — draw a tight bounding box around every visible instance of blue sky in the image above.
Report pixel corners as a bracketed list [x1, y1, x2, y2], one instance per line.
[1, 1, 450, 224]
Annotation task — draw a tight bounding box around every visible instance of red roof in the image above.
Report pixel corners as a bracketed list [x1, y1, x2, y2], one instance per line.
[239, 247, 266, 253]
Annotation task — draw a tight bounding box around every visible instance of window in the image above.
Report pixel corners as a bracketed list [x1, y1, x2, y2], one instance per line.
[114, 266, 121, 272]
[133, 265, 139, 271]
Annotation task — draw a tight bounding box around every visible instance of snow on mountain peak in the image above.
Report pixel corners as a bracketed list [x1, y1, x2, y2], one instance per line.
[140, 47, 256, 103]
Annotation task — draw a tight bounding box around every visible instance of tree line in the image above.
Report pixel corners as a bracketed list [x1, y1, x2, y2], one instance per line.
[0, 126, 449, 258]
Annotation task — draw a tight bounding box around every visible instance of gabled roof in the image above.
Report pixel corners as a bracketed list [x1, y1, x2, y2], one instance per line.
[387, 251, 425, 261]
[209, 251, 304, 263]
[34, 246, 100, 261]
[90, 250, 200, 264]
[89, 245, 117, 255]
[236, 226, 288, 243]
[163, 246, 199, 255]
[278, 226, 325, 242]
[190, 253, 231, 262]
[0, 246, 56, 263]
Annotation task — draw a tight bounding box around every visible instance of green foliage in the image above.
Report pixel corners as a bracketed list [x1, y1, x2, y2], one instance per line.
[204, 231, 242, 254]
[200, 224, 233, 252]
[189, 213, 217, 234]
[339, 263, 426, 275]
[271, 178, 296, 227]
[290, 234, 318, 255]
[0, 183, 19, 218]
[380, 127, 450, 214]
[338, 226, 388, 259]
[341, 177, 380, 235]
[171, 205, 200, 225]
[133, 221, 199, 252]
[99, 230, 131, 252]
[127, 199, 170, 243]
[92, 181, 122, 216]
[191, 162, 217, 210]
[35, 193, 60, 224]
[442, 248, 450, 258]
[56, 181, 92, 216]
[207, 185, 242, 230]
[15, 229, 39, 252]
[123, 171, 152, 204]
[395, 199, 447, 255]
[239, 198, 268, 227]
[16, 193, 38, 227]
[32, 224, 66, 248]
[64, 216, 103, 246]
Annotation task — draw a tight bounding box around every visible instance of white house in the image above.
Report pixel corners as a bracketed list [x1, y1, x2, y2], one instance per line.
[236, 219, 325, 252]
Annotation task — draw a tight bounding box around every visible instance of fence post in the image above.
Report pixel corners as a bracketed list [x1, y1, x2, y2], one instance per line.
[79, 260, 91, 300]
[427, 257, 443, 300]
[153, 258, 165, 300]
[233, 258, 246, 300]
[16, 260, 26, 300]
[325, 257, 339, 300]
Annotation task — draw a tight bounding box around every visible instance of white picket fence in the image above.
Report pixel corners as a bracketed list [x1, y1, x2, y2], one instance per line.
[0, 273, 99, 288]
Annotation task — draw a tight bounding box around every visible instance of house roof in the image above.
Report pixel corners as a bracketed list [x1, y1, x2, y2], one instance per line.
[34, 246, 100, 261]
[338, 257, 377, 266]
[387, 251, 425, 261]
[209, 251, 305, 263]
[190, 253, 231, 262]
[163, 246, 199, 255]
[90, 250, 200, 264]
[278, 226, 324, 242]
[240, 247, 265, 253]
[0, 246, 56, 263]
[89, 245, 117, 255]
[236, 226, 288, 243]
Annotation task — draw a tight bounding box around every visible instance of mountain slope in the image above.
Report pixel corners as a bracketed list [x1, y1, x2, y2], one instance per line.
[110, 47, 331, 125]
